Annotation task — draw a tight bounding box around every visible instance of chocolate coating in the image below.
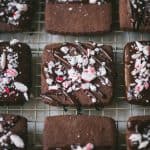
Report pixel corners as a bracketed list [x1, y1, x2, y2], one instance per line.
[45, 1, 112, 35]
[119, 0, 150, 32]
[124, 41, 150, 105]
[126, 116, 150, 150]
[0, 0, 34, 32]
[0, 40, 32, 105]
[0, 114, 27, 150]
[41, 42, 114, 107]
[43, 115, 116, 150]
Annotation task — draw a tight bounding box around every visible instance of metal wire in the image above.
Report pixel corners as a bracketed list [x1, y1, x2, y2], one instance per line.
[0, 0, 150, 149]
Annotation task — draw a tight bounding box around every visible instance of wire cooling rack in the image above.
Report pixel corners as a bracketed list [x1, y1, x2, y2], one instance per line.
[0, 0, 150, 149]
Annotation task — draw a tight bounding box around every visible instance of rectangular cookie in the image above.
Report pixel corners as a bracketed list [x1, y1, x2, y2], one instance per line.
[41, 41, 114, 107]
[0, 114, 27, 150]
[0, 0, 33, 32]
[43, 115, 116, 150]
[0, 39, 32, 105]
[124, 41, 150, 105]
[119, 0, 150, 32]
[45, 0, 112, 35]
[126, 116, 150, 150]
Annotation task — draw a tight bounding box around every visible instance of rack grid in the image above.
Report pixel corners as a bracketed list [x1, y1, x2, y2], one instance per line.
[0, 0, 150, 149]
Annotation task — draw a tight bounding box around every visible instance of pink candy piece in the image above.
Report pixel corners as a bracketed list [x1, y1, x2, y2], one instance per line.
[62, 81, 71, 89]
[144, 82, 149, 90]
[135, 84, 144, 93]
[4, 87, 10, 94]
[56, 76, 64, 83]
[81, 66, 96, 82]
[85, 143, 94, 150]
[6, 69, 18, 77]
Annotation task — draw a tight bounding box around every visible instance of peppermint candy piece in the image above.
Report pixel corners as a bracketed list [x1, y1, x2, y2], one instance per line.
[6, 69, 18, 77]
[84, 143, 94, 150]
[0, 124, 3, 133]
[136, 41, 143, 51]
[60, 46, 69, 54]
[89, 0, 97, 4]
[81, 66, 97, 82]
[10, 39, 19, 45]
[129, 133, 142, 143]
[14, 82, 29, 101]
[71, 143, 94, 150]
[143, 46, 150, 56]
[138, 141, 149, 149]
[10, 134, 24, 148]
[16, 4, 28, 12]
[1, 52, 6, 70]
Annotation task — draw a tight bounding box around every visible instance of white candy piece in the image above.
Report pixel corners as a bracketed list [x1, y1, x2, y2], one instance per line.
[0, 124, 3, 133]
[14, 82, 29, 101]
[143, 46, 150, 56]
[14, 82, 28, 92]
[1, 52, 6, 70]
[138, 141, 149, 149]
[10, 39, 19, 45]
[16, 4, 28, 12]
[48, 85, 59, 90]
[60, 46, 69, 54]
[46, 78, 53, 85]
[10, 134, 24, 148]
[23, 92, 29, 101]
[90, 84, 97, 92]
[89, 0, 97, 4]
[129, 133, 142, 143]
[98, 66, 107, 76]
[136, 41, 143, 51]
[81, 83, 90, 90]
[81, 66, 96, 82]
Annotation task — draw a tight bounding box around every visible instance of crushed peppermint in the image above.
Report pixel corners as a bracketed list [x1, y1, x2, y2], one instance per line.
[127, 41, 150, 101]
[128, 121, 150, 149]
[0, 115, 25, 149]
[0, 0, 30, 26]
[0, 39, 29, 101]
[130, 0, 150, 30]
[71, 143, 94, 150]
[44, 42, 112, 103]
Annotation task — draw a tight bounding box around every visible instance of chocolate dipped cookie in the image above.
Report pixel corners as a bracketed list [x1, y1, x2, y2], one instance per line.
[119, 0, 150, 32]
[124, 41, 150, 105]
[0, 0, 34, 32]
[0, 114, 27, 150]
[127, 116, 150, 150]
[41, 41, 114, 108]
[0, 39, 32, 105]
[45, 0, 112, 35]
[43, 115, 116, 150]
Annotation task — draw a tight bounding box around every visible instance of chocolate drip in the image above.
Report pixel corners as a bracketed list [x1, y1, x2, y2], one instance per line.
[65, 42, 106, 103]
[130, 0, 150, 30]
[77, 42, 112, 72]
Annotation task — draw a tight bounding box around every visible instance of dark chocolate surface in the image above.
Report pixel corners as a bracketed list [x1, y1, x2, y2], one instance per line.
[41, 42, 114, 107]
[45, 1, 112, 35]
[124, 41, 150, 105]
[0, 39, 32, 105]
[0, 114, 27, 150]
[43, 115, 116, 150]
[126, 116, 150, 150]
